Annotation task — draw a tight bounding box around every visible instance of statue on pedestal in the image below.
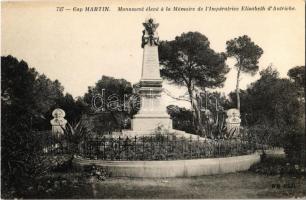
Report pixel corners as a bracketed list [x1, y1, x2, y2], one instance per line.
[142, 18, 159, 48]
[225, 108, 241, 138]
[50, 108, 67, 137]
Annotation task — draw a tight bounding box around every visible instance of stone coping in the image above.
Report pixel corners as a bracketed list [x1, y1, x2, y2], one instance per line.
[73, 153, 260, 177]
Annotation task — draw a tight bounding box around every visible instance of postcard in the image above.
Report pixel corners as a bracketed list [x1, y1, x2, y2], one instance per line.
[1, 0, 305, 199]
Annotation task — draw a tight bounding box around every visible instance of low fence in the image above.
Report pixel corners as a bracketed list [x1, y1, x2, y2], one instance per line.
[80, 136, 258, 160]
[39, 130, 265, 160]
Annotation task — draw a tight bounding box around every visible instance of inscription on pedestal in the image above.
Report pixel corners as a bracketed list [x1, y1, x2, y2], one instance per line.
[142, 45, 160, 80]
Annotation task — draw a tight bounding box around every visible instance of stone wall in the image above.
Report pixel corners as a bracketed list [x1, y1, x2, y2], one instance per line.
[73, 153, 260, 177]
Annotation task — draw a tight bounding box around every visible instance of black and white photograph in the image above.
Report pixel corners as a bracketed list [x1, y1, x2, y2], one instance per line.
[1, 0, 305, 198]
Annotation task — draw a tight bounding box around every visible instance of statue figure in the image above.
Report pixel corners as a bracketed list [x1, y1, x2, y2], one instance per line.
[142, 18, 159, 48]
[143, 18, 159, 35]
[50, 108, 67, 137]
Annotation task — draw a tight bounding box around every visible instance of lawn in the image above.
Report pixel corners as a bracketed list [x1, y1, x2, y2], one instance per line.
[25, 171, 305, 199]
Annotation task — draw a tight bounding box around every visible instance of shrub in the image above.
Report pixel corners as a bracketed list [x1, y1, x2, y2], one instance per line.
[83, 164, 111, 181]
[247, 125, 283, 147]
[250, 157, 306, 176]
[63, 121, 91, 154]
[283, 130, 305, 165]
[1, 128, 50, 198]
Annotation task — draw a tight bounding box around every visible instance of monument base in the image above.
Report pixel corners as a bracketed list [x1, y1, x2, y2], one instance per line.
[131, 113, 172, 132]
[121, 127, 208, 141]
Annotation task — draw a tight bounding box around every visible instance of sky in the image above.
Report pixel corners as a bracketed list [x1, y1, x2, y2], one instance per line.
[1, 0, 305, 108]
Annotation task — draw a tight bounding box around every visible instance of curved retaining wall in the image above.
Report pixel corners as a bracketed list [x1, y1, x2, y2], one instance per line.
[73, 153, 260, 177]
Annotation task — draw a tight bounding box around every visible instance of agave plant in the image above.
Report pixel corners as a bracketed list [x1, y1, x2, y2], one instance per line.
[62, 121, 90, 154]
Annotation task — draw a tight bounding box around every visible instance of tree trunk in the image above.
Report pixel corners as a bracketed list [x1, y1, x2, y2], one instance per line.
[187, 86, 203, 135]
[236, 67, 241, 112]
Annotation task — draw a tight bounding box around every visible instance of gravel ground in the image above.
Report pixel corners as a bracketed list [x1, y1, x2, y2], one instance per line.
[91, 172, 305, 199]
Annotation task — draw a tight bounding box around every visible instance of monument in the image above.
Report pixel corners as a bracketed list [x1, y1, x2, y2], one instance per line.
[122, 18, 205, 140]
[123, 18, 172, 136]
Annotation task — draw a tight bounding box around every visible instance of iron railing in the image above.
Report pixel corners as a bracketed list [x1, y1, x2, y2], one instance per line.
[78, 135, 258, 160]
[38, 130, 279, 160]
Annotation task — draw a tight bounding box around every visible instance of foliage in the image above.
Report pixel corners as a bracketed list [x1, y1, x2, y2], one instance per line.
[20, 172, 92, 199]
[34, 75, 64, 105]
[246, 125, 283, 147]
[167, 105, 196, 134]
[285, 66, 305, 165]
[1, 55, 85, 130]
[288, 65, 305, 88]
[63, 121, 91, 154]
[283, 131, 306, 165]
[46, 155, 74, 173]
[84, 164, 111, 181]
[226, 35, 263, 111]
[159, 32, 229, 134]
[1, 56, 37, 105]
[1, 55, 87, 198]
[55, 95, 88, 125]
[159, 32, 228, 88]
[81, 113, 123, 135]
[226, 35, 263, 75]
[229, 66, 305, 164]
[32, 74, 64, 129]
[167, 91, 231, 138]
[229, 66, 304, 129]
[1, 56, 50, 197]
[1, 128, 50, 198]
[199, 91, 230, 139]
[249, 157, 305, 176]
[1, 56, 37, 130]
[83, 75, 139, 130]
